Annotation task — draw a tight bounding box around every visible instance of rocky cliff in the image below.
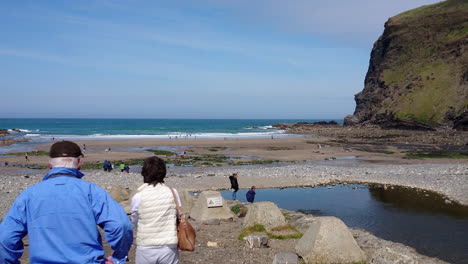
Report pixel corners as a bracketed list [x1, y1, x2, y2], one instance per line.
[345, 0, 467, 130]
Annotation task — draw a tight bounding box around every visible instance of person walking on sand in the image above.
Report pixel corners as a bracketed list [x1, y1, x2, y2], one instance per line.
[131, 156, 182, 264]
[229, 173, 239, 200]
[0, 141, 133, 264]
[246, 186, 256, 203]
[120, 163, 125, 172]
[24, 152, 28, 162]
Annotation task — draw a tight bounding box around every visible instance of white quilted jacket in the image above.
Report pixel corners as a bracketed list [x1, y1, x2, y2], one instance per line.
[135, 183, 178, 246]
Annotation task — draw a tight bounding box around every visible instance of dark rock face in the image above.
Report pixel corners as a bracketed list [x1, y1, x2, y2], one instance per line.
[453, 111, 468, 131]
[0, 129, 8, 137]
[348, 0, 467, 130]
[343, 115, 359, 126]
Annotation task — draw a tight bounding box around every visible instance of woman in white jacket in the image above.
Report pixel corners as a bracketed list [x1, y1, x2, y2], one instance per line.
[131, 156, 181, 264]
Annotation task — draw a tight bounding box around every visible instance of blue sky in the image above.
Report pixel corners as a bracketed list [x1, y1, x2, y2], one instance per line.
[0, 0, 442, 119]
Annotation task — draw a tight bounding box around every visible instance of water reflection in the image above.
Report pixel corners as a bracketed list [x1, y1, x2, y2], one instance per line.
[368, 185, 468, 218]
[220, 184, 468, 264]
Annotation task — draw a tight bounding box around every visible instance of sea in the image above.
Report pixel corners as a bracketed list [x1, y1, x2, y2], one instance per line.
[0, 118, 341, 153]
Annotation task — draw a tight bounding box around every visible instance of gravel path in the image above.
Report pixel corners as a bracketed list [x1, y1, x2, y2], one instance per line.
[1, 162, 467, 220]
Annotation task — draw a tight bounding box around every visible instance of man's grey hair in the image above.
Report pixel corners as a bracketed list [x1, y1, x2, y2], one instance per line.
[49, 157, 80, 168]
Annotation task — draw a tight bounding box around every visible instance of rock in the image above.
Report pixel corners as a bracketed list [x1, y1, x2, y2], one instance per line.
[344, 115, 360, 126]
[243, 202, 287, 231]
[272, 253, 298, 264]
[239, 206, 248, 217]
[108, 185, 129, 203]
[207, 241, 219, 247]
[289, 215, 315, 234]
[120, 199, 131, 215]
[351, 228, 448, 264]
[453, 111, 468, 131]
[295, 216, 366, 264]
[243, 235, 268, 249]
[189, 190, 234, 221]
[203, 219, 221, 225]
[128, 184, 142, 200]
[178, 189, 194, 215]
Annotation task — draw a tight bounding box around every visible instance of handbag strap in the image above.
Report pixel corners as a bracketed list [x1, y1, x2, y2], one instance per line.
[169, 187, 182, 217]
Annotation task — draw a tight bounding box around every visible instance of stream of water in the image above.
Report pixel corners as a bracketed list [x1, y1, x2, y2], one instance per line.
[220, 184, 468, 264]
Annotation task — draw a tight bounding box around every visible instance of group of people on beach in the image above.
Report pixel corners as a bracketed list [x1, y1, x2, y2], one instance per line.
[0, 141, 182, 264]
[103, 160, 130, 173]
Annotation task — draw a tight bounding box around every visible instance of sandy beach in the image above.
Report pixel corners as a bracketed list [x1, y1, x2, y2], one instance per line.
[2, 136, 462, 169]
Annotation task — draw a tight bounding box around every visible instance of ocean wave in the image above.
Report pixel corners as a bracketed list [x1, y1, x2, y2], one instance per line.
[24, 130, 296, 141]
[244, 125, 274, 130]
[8, 128, 36, 133]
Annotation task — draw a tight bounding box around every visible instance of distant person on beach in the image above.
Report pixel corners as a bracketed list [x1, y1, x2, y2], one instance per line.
[125, 165, 130, 173]
[131, 156, 181, 264]
[24, 152, 28, 162]
[229, 173, 239, 200]
[246, 186, 256, 203]
[83, 144, 87, 153]
[0, 141, 133, 264]
[120, 163, 125, 172]
[103, 160, 110, 171]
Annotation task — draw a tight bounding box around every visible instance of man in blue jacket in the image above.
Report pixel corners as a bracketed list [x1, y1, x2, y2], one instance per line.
[0, 141, 133, 264]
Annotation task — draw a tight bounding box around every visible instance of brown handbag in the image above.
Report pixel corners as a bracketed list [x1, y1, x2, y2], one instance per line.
[170, 187, 196, 251]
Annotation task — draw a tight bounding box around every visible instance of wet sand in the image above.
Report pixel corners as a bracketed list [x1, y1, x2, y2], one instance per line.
[2, 136, 461, 168]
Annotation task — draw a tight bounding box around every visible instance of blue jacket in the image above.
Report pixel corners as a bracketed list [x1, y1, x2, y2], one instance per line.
[246, 190, 256, 202]
[0, 168, 133, 264]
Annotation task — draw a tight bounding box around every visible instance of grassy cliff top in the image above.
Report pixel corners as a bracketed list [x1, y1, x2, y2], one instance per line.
[393, 0, 467, 24]
[375, 0, 467, 124]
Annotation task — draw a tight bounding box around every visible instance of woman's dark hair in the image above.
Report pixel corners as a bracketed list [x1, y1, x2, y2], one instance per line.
[141, 156, 167, 186]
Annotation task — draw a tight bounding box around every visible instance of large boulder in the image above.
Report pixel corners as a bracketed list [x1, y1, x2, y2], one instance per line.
[108, 185, 129, 203]
[243, 201, 287, 231]
[295, 216, 366, 264]
[178, 189, 194, 215]
[189, 191, 234, 221]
